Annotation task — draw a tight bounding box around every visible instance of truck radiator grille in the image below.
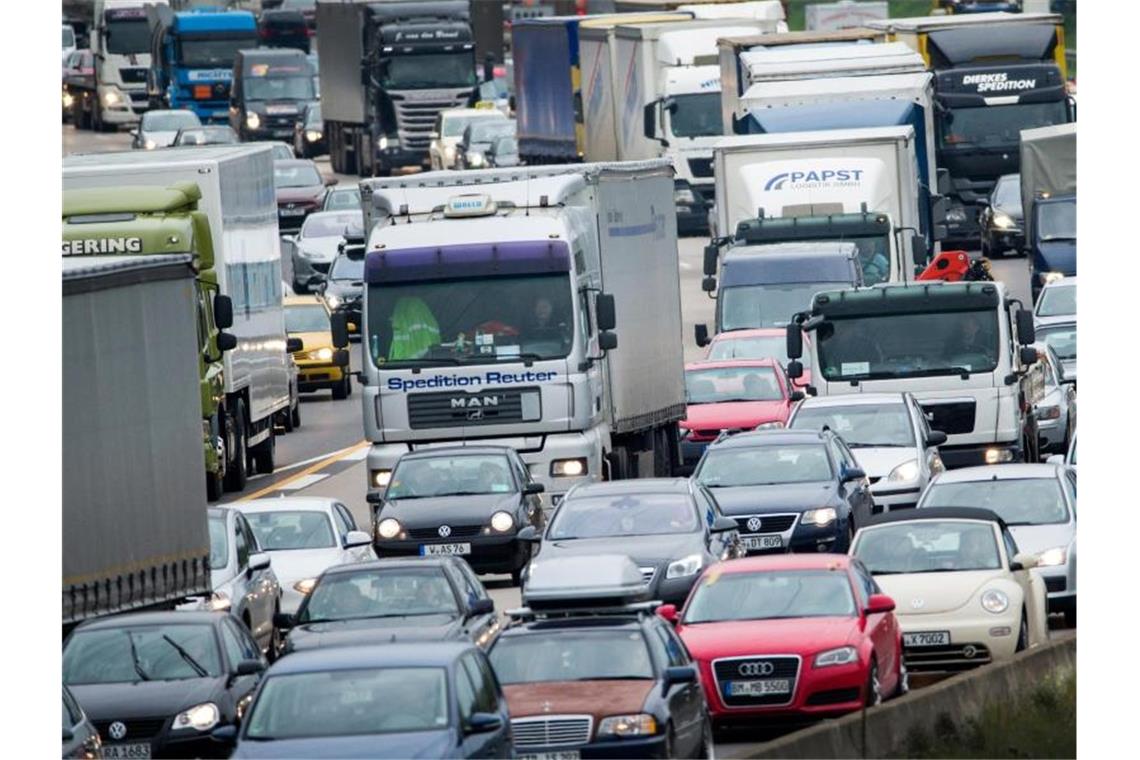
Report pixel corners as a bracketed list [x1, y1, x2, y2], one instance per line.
[406, 387, 541, 430]
[119, 67, 148, 84]
[919, 400, 976, 436]
[391, 96, 469, 150]
[688, 157, 714, 178]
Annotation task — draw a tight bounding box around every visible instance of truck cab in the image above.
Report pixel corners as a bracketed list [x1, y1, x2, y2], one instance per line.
[230, 48, 316, 142]
[90, 0, 165, 128]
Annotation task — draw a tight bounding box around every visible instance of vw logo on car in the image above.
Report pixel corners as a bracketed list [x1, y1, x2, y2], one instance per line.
[737, 661, 775, 677]
[438, 525, 452, 538]
[108, 721, 127, 740]
[746, 517, 763, 533]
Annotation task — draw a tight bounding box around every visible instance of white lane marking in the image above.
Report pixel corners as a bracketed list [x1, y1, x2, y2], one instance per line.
[272, 444, 364, 474]
[277, 473, 330, 491]
[679, 261, 693, 271]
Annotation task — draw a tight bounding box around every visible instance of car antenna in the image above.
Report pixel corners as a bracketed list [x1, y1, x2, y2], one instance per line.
[524, 174, 530, 217]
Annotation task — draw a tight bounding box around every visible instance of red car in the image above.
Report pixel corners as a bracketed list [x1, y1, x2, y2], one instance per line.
[703, 328, 814, 386]
[658, 554, 905, 727]
[680, 358, 795, 471]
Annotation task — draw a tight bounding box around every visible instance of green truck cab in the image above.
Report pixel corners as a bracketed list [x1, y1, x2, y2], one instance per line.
[62, 182, 236, 500]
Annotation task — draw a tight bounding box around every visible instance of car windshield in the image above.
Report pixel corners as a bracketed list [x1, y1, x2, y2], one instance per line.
[1037, 283, 1075, 317]
[63, 27, 76, 47]
[791, 403, 914, 448]
[696, 444, 832, 487]
[490, 630, 654, 683]
[922, 479, 1068, 525]
[324, 187, 361, 210]
[816, 308, 1000, 381]
[367, 273, 574, 366]
[383, 52, 476, 89]
[244, 668, 448, 739]
[64, 624, 223, 684]
[708, 334, 812, 367]
[939, 101, 1069, 148]
[547, 493, 697, 539]
[993, 175, 1022, 214]
[466, 121, 513, 145]
[684, 570, 856, 623]
[1037, 198, 1076, 241]
[299, 569, 459, 622]
[721, 282, 850, 330]
[176, 128, 237, 145]
[178, 35, 257, 68]
[686, 366, 783, 403]
[1036, 323, 1076, 361]
[301, 212, 359, 237]
[105, 17, 150, 55]
[144, 112, 201, 132]
[668, 92, 722, 138]
[246, 75, 315, 101]
[208, 514, 228, 570]
[386, 455, 515, 499]
[271, 143, 295, 160]
[330, 255, 365, 281]
[275, 164, 323, 188]
[285, 304, 330, 333]
[854, 520, 1001, 574]
[245, 510, 337, 550]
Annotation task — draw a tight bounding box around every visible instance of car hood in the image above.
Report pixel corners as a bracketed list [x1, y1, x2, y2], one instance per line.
[233, 730, 456, 758]
[874, 569, 1007, 616]
[678, 616, 860, 660]
[277, 186, 325, 204]
[536, 533, 702, 567]
[144, 130, 180, 147]
[1034, 240, 1076, 275]
[266, 548, 342, 588]
[1008, 523, 1074, 554]
[287, 614, 465, 652]
[681, 401, 789, 431]
[325, 280, 363, 299]
[846, 447, 917, 479]
[295, 236, 342, 262]
[69, 677, 226, 722]
[503, 680, 654, 719]
[705, 482, 836, 516]
[993, 202, 1024, 225]
[383, 493, 520, 528]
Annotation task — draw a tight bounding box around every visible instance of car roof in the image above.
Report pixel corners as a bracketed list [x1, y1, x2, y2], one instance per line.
[399, 445, 515, 461]
[275, 158, 319, 169]
[710, 328, 800, 340]
[283, 294, 326, 307]
[306, 209, 362, 221]
[795, 393, 910, 408]
[709, 428, 831, 449]
[711, 554, 853, 574]
[1041, 276, 1076, 289]
[864, 506, 1006, 530]
[237, 496, 339, 513]
[567, 478, 692, 498]
[74, 610, 226, 631]
[502, 615, 646, 636]
[929, 463, 1062, 484]
[320, 557, 458, 577]
[267, 642, 474, 675]
[685, 358, 781, 371]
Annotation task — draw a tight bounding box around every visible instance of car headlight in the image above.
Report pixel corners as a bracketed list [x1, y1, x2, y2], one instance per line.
[468, 152, 485, 167]
[313, 347, 333, 361]
[1037, 547, 1067, 567]
[377, 518, 402, 539]
[326, 294, 342, 309]
[887, 459, 920, 483]
[813, 646, 858, 668]
[444, 145, 456, 161]
[246, 112, 261, 130]
[981, 589, 1009, 614]
[1036, 405, 1061, 421]
[755, 420, 785, 430]
[173, 702, 219, 732]
[992, 211, 1015, 230]
[802, 507, 837, 527]
[985, 447, 1015, 464]
[144, 139, 157, 150]
[490, 511, 515, 533]
[379, 135, 389, 150]
[206, 591, 231, 612]
[666, 553, 703, 579]
[293, 578, 317, 595]
[1042, 271, 1065, 285]
[597, 713, 657, 738]
[674, 187, 696, 204]
[371, 469, 392, 488]
[306, 129, 322, 143]
[235, 693, 254, 722]
[551, 458, 587, 477]
[63, 91, 75, 107]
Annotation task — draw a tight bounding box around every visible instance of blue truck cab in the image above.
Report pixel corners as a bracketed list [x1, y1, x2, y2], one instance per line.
[147, 8, 258, 124]
[1029, 193, 1076, 303]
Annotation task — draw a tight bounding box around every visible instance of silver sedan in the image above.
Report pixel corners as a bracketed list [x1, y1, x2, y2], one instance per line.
[1032, 342, 1076, 456]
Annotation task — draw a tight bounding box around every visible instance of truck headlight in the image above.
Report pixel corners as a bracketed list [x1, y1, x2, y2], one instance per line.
[377, 518, 402, 539]
[992, 211, 1015, 230]
[293, 578, 317, 595]
[371, 469, 392, 488]
[102, 89, 123, 107]
[666, 553, 703, 579]
[984, 448, 1015, 464]
[887, 459, 919, 483]
[597, 713, 657, 738]
[325, 294, 342, 309]
[144, 139, 157, 150]
[173, 702, 219, 732]
[246, 112, 261, 130]
[981, 589, 1009, 614]
[379, 135, 389, 150]
[306, 129, 323, 143]
[490, 511, 515, 533]
[551, 458, 587, 477]
[813, 646, 858, 668]
[63, 91, 75, 108]
[468, 152, 485, 167]
[802, 507, 837, 527]
[1037, 547, 1067, 566]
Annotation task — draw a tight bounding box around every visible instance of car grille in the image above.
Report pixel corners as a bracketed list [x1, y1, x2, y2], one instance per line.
[713, 655, 800, 707]
[639, 566, 656, 585]
[391, 94, 469, 152]
[407, 387, 539, 430]
[95, 717, 166, 742]
[805, 687, 861, 706]
[1045, 576, 1067, 593]
[119, 67, 147, 84]
[734, 514, 797, 534]
[904, 642, 991, 672]
[511, 715, 593, 748]
[688, 157, 714, 178]
[919, 400, 976, 436]
[406, 525, 483, 540]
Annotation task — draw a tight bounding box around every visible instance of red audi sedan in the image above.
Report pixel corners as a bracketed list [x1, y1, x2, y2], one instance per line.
[658, 554, 905, 727]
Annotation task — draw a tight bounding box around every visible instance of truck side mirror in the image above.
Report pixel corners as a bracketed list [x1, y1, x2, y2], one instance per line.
[702, 244, 719, 276]
[598, 331, 618, 351]
[932, 195, 949, 225]
[334, 349, 350, 367]
[936, 168, 952, 196]
[701, 276, 716, 293]
[595, 293, 616, 332]
[1015, 309, 1036, 345]
[213, 294, 233, 329]
[1019, 346, 1038, 366]
[217, 332, 237, 353]
[694, 323, 710, 347]
[786, 360, 803, 380]
[643, 101, 656, 140]
[330, 311, 350, 348]
[911, 234, 928, 267]
[786, 324, 803, 359]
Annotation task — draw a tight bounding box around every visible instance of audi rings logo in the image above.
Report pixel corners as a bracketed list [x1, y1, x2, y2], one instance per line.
[108, 722, 127, 741]
[738, 661, 775, 677]
[746, 517, 763, 533]
[438, 525, 452, 538]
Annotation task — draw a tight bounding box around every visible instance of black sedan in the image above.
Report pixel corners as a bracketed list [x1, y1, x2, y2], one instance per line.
[979, 173, 1025, 257]
[221, 642, 513, 758]
[292, 101, 325, 158]
[519, 478, 743, 605]
[692, 429, 875, 554]
[371, 446, 546, 584]
[62, 611, 266, 758]
[312, 231, 365, 336]
[274, 557, 498, 654]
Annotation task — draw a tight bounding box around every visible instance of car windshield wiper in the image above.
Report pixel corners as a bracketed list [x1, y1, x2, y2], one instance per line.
[162, 635, 208, 678]
[381, 357, 463, 368]
[576, 675, 650, 681]
[127, 633, 151, 682]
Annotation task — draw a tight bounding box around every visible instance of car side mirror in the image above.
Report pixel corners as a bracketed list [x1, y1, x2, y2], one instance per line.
[466, 712, 503, 735]
[343, 530, 371, 548]
[1016, 309, 1036, 345]
[926, 430, 948, 447]
[468, 597, 495, 617]
[217, 332, 237, 353]
[1019, 346, 1038, 366]
[786, 324, 803, 359]
[273, 612, 296, 630]
[694, 323, 710, 347]
[248, 552, 271, 572]
[1011, 552, 1039, 571]
[842, 466, 866, 483]
[790, 390, 805, 402]
[598, 331, 618, 351]
[523, 482, 545, 495]
[210, 725, 238, 744]
[286, 337, 304, 353]
[129, 129, 138, 137]
[662, 665, 697, 694]
[656, 603, 678, 625]
[1046, 454, 1064, 465]
[62, 727, 74, 743]
[786, 360, 803, 380]
[330, 311, 349, 348]
[711, 515, 738, 533]
[595, 293, 616, 332]
[235, 659, 265, 677]
[865, 593, 896, 615]
[307, 272, 327, 288]
[516, 525, 541, 543]
[281, 234, 297, 245]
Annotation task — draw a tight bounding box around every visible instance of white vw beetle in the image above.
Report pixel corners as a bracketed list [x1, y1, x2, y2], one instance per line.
[849, 507, 1048, 673]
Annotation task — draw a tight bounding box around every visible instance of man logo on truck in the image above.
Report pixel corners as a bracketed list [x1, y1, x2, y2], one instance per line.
[450, 395, 501, 409]
[764, 169, 864, 192]
[62, 237, 145, 256]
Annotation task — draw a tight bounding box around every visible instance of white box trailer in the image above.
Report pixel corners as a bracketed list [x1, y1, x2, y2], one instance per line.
[1020, 122, 1076, 244]
[64, 145, 289, 482]
[805, 1, 888, 32]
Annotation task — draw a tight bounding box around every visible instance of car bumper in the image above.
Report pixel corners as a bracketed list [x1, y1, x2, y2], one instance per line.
[244, 125, 296, 141]
[294, 360, 345, 390]
[515, 734, 669, 759]
[375, 533, 530, 574]
[869, 484, 922, 513]
[698, 659, 867, 722]
[101, 731, 228, 760]
[896, 611, 1020, 672]
[377, 145, 428, 169]
[1035, 563, 1076, 613]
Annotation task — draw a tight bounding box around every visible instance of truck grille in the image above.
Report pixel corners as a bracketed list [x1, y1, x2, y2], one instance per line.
[407, 387, 540, 430]
[713, 655, 800, 707]
[391, 95, 469, 151]
[511, 715, 593, 748]
[919, 400, 976, 436]
[734, 514, 797, 534]
[688, 157, 714, 178]
[119, 67, 148, 84]
[904, 643, 991, 672]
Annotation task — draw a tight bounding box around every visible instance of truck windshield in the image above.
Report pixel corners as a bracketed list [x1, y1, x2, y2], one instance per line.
[245, 75, 315, 101]
[178, 36, 258, 68]
[367, 273, 574, 367]
[105, 19, 150, 55]
[63, 27, 76, 48]
[382, 52, 476, 89]
[721, 281, 850, 330]
[939, 101, 1068, 148]
[1036, 198, 1075, 241]
[815, 308, 1000, 381]
[669, 92, 722, 138]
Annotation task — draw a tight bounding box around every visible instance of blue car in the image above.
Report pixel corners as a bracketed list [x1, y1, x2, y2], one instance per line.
[692, 429, 875, 554]
[219, 642, 513, 758]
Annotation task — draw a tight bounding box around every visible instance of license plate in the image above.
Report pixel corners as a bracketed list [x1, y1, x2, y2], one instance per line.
[743, 534, 783, 550]
[904, 631, 951, 647]
[280, 208, 305, 216]
[727, 679, 792, 696]
[518, 753, 581, 760]
[214, 109, 229, 117]
[103, 744, 152, 759]
[420, 543, 471, 556]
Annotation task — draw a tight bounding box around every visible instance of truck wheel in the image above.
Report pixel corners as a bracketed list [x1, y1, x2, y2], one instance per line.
[281, 404, 295, 433]
[291, 403, 302, 429]
[251, 427, 276, 474]
[223, 401, 248, 492]
[332, 376, 349, 400]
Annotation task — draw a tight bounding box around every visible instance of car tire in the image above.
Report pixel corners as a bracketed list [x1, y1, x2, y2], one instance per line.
[223, 401, 248, 492]
[694, 716, 714, 759]
[865, 657, 882, 706]
[251, 426, 276, 474]
[291, 403, 302, 430]
[267, 606, 284, 663]
[1064, 605, 1076, 628]
[1016, 609, 1029, 652]
[895, 655, 909, 697]
[332, 376, 349, 400]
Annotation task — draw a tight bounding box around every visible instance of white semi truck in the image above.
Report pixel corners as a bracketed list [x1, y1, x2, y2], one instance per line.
[81, 0, 168, 129]
[64, 145, 291, 491]
[357, 160, 687, 507]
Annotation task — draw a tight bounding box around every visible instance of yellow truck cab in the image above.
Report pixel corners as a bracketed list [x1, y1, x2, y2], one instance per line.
[284, 295, 352, 399]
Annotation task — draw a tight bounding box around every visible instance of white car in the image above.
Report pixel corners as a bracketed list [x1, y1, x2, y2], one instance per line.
[428, 107, 508, 170]
[1047, 431, 1076, 469]
[787, 392, 946, 512]
[1031, 342, 1076, 454]
[130, 109, 202, 150]
[850, 508, 1049, 673]
[1033, 276, 1075, 329]
[236, 497, 376, 615]
[284, 210, 363, 293]
[917, 463, 1076, 627]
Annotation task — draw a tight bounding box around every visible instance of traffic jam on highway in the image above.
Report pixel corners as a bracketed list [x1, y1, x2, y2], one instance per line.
[61, 1, 1077, 758]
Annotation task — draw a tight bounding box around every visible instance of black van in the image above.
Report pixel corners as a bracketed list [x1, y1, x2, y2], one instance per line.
[229, 48, 316, 142]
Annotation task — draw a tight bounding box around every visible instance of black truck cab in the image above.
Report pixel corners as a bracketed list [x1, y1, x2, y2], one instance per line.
[229, 47, 315, 141]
